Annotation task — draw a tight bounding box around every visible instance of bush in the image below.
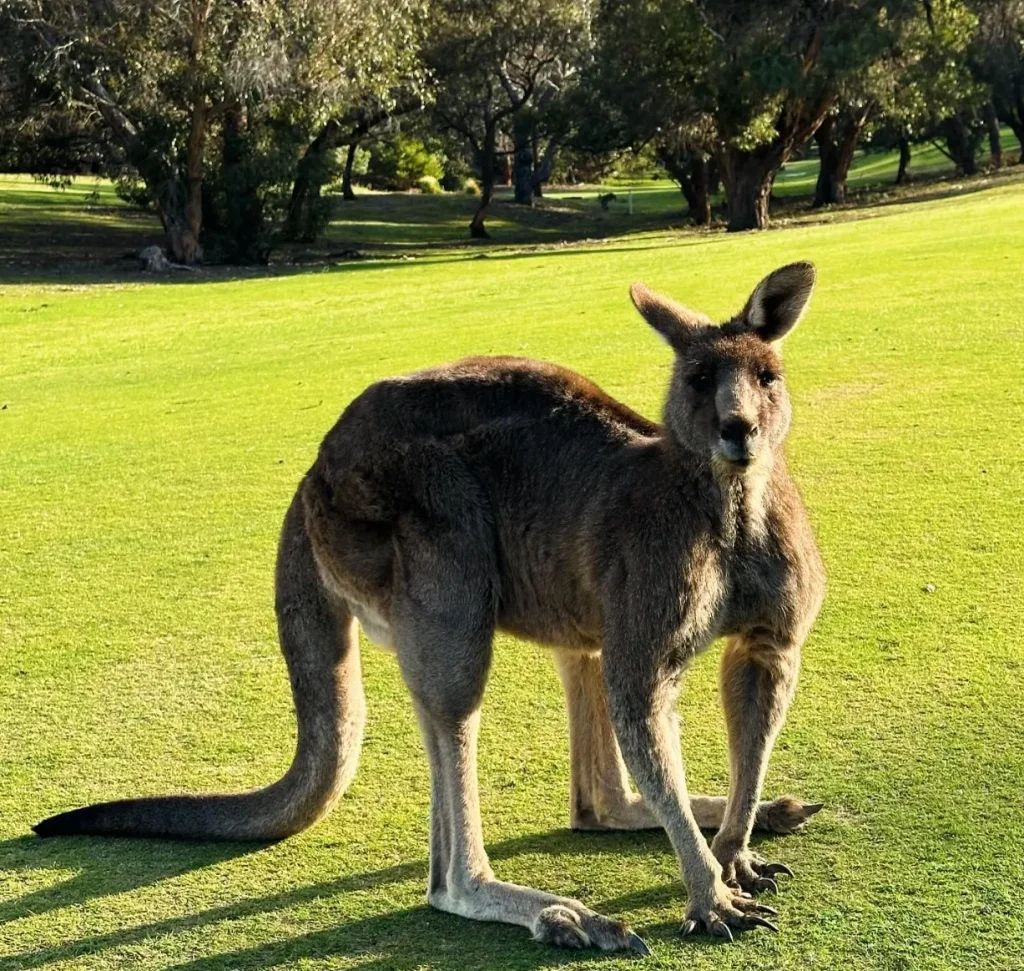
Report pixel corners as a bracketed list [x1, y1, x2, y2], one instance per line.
[417, 175, 443, 195]
[366, 136, 444, 191]
[440, 170, 464, 191]
[463, 177, 481, 196]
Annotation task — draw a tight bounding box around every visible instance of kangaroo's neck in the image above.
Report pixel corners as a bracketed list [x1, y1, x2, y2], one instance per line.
[716, 464, 775, 546]
[663, 435, 781, 547]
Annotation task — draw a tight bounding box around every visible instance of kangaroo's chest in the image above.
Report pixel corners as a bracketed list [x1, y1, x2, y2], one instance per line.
[715, 537, 795, 637]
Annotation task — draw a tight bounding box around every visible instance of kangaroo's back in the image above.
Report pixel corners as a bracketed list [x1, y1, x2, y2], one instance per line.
[304, 356, 664, 647]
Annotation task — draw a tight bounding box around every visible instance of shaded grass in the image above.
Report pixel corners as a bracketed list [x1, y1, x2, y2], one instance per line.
[1, 176, 1023, 970]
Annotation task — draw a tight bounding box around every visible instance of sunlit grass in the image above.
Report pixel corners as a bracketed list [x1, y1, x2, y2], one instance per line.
[0, 174, 1022, 971]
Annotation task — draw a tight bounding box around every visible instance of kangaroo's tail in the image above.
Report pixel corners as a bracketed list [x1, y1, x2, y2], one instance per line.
[34, 486, 365, 840]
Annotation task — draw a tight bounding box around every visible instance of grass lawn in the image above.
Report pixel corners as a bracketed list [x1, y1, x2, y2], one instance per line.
[1, 173, 1023, 971]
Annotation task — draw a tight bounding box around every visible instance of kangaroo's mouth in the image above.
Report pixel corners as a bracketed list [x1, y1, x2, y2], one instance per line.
[717, 439, 756, 467]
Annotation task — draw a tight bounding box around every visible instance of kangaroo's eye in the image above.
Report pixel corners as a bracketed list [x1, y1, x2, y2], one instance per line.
[758, 370, 778, 388]
[689, 370, 714, 392]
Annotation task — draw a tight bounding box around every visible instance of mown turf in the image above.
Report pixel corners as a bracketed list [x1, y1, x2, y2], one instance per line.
[1, 177, 1023, 971]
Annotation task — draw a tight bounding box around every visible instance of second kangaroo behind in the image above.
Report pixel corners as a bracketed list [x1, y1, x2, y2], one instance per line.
[37, 263, 826, 954]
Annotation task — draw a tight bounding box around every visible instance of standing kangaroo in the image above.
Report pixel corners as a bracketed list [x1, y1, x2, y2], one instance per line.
[36, 263, 826, 953]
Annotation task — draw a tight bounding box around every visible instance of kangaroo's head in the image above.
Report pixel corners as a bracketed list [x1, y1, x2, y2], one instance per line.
[630, 262, 815, 476]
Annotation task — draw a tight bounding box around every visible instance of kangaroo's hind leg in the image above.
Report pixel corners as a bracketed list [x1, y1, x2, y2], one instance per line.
[555, 650, 820, 835]
[389, 501, 648, 953]
[554, 650, 655, 831]
[410, 692, 647, 952]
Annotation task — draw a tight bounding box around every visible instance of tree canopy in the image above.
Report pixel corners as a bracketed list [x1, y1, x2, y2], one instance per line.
[1, 0, 1019, 259]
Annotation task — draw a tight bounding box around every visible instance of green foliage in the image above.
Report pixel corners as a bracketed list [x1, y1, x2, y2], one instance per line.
[968, 0, 1024, 144]
[349, 146, 372, 178]
[417, 174, 443, 194]
[1, 0, 427, 260]
[550, 146, 620, 184]
[462, 176, 481, 195]
[610, 144, 661, 181]
[366, 136, 444, 190]
[113, 175, 153, 210]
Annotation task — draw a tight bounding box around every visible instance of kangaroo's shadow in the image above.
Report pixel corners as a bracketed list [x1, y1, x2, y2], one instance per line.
[0, 825, 793, 970]
[0, 833, 262, 928]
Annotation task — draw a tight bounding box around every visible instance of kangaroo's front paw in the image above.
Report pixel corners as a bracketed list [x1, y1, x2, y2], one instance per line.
[533, 903, 651, 955]
[680, 880, 779, 942]
[716, 847, 795, 896]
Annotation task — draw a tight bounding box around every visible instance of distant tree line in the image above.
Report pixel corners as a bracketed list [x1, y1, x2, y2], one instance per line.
[1, 0, 1021, 262]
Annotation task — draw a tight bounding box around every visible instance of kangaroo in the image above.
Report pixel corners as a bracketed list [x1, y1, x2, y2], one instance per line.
[35, 263, 826, 953]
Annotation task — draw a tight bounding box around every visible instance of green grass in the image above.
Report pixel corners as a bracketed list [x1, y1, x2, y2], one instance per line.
[1, 174, 1023, 971]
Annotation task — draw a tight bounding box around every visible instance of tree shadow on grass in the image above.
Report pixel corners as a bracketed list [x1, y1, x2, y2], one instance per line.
[0, 824, 793, 970]
[0, 236, 723, 289]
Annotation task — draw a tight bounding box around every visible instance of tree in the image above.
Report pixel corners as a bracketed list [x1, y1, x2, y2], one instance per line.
[971, 0, 1024, 162]
[281, 90, 423, 243]
[3, 0, 420, 262]
[867, 1, 988, 181]
[705, 0, 932, 231]
[278, 0, 426, 242]
[907, 1, 987, 175]
[579, 0, 716, 224]
[812, 101, 874, 207]
[426, 0, 590, 238]
[590, 0, 926, 231]
[508, 36, 592, 206]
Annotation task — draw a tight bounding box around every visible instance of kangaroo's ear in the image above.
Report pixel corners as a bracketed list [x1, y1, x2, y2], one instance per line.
[629, 282, 711, 350]
[743, 262, 816, 343]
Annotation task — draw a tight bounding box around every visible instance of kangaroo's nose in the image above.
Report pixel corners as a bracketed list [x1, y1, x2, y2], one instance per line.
[721, 417, 758, 443]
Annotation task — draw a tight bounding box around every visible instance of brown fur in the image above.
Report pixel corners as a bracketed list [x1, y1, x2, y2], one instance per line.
[35, 263, 826, 954]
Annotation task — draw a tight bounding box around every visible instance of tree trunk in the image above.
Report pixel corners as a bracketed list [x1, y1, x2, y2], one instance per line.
[163, 206, 201, 264]
[687, 158, 711, 226]
[531, 131, 545, 197]
[814, 106, 870, 207]
[154, 94, 205, 263]
[813, 115, 840, 207]
[282, 118, 342, 242]
[983, 102, 1002, 168]
[531, 136, 559, 199]
[1011, 120, 1024, 164]
[678, 160, 710, 226]
[722, 147, 778, 232]
[512, 115, 534, 206]
[943, 115, 978, 176]
[217, 100, 267, 264]
[469, 124, 496, 239]
[834, 114, 864, 196]
[896, 135, 911, 184]
[183, 96, 205, 260]
[707, 156, 721, 198]
[991, 84, 1024, 164]
[657, 145, 711, 226]
[342, 142, 358, 200]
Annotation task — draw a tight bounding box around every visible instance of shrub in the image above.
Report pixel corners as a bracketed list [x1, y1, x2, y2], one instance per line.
[463, 177, 481, 196]
[440, 171, 464, 191]
[417, 175, 443, 195]
[366, 136, 444, 191]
